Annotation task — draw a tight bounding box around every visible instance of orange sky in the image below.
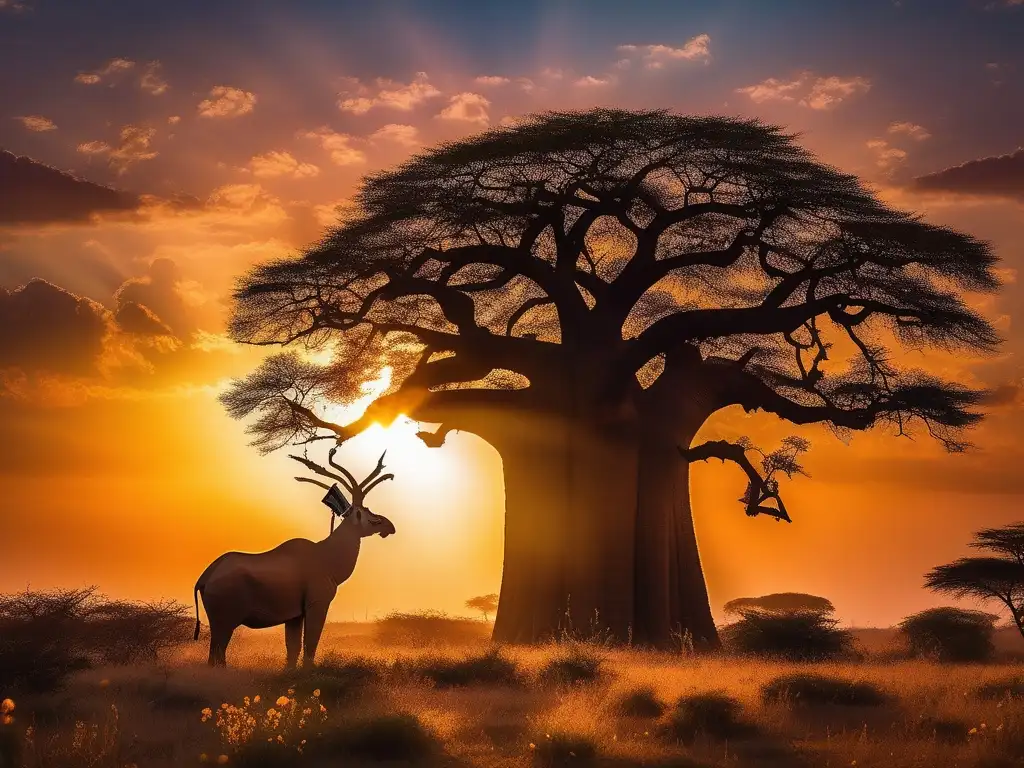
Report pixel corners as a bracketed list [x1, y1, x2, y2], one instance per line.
[1, 0, 1023, 628]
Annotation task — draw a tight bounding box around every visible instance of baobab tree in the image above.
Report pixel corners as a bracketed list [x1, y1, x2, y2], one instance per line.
[222, 108, 1001, 649]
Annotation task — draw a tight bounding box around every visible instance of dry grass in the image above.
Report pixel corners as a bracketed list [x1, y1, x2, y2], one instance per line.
[2, 625, 1024, 767]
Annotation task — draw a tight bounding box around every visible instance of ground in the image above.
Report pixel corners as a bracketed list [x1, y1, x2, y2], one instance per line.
[4, 623, 1024, 768]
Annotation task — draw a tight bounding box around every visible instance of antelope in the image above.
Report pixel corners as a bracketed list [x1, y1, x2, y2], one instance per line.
[193, 449, 396, 667]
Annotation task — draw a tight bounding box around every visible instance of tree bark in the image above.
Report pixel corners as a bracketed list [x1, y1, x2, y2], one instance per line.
[489, 410, 719, 649]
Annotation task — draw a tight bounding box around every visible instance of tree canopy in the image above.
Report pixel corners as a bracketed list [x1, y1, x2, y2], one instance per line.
[722, 592, 835, 617]
[223, 107, 999, 468]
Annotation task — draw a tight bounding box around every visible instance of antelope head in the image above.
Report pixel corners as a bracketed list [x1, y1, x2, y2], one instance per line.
[292, 448, 397, 538]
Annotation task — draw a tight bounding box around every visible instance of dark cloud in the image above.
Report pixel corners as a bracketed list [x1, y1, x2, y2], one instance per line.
[911, 148, 1024, 200]
[113, 258, 194, 337]
[0, 279, 111, 374]
[0, 151, 139, 225]
[115, 301, 174, 336]
[982, 381, 1023, 407]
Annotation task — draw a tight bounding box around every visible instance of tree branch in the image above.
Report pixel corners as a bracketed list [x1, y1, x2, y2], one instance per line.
[680, 440, 792, 522]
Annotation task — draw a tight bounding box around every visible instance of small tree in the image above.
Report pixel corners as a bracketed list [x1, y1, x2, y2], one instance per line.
[723, 592, 834, 617]
[721, 609, 854, 661]
[897, 607, 998, 662]
[465, 594, 499, 622]
[924, 522, 1024, 639]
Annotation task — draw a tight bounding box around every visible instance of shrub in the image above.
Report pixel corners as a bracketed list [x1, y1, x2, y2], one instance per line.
[538, 643, 603, 686]
[408, 647, 521, 688]
[318, 713, 436, 761]
[0, 587, 192, 694]
[283, 655, 381, 704]
[374, 610, 488, 646]
[976, 676, 1024, 700]
[721, 608, 855, 661]
[760, 673, 887, 707]
[723, 593, 835, 617]
[662, 692, 753, 744]
[532, 731, 597, 766]
[612, 685, 666, 718]
[897, 607, 997, 663]
[913, 715, 971, 744]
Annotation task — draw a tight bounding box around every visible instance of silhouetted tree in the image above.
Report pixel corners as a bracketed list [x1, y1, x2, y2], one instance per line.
[222, 108, 1001, 649]
[723, 592, 834, 617]
[925, 522, 1024, 639]
[897, 606, 998, 662]
[466, 593, 499, 621]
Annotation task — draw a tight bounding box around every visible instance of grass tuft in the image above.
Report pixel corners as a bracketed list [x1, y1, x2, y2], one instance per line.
[760, 673, 888, 707]
[318, 712, 437, 762]
[282, 655, 382, 704]
[611, 685, 666, 718]
[537, 643, 604, 687]
[661, 692, 754, 744]
[976, 676, 1024, 700]
[531, 731, 598, 767]
[406, 647, 522, 688]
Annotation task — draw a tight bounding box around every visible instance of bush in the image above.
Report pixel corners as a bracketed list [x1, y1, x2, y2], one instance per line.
[374, 610, 488, 646]
[897, 607, 997, 663]
[976, 676, 1024, 700]
[913, 715, 971, 744]
[612, 685, 666, 718]
[406, 647, 521, 688]
[760, 673, 887, 707]
[282, 655, 382, 704]
[722, 608, 855, 661]
[537, 644, 604, 687]
[317, 713, 437, 761]
[0, 588, 188, 693]
[662, 692, 754, 744]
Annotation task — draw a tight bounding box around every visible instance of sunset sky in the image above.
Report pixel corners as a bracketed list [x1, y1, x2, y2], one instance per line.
[2, 0, 1023, 628]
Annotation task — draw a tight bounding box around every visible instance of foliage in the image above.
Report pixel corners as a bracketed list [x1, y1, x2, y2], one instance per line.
[721, 608, 855, 661]
[661, 692, 754, 744]
[760, 673, 888, 707]
[531, 731, 598, 767]
[202, 688, 328, 763]
[465, 593, 500, 621]
[280, 654, 382, 705]
[402, 647, 522, 688]
[925, 522, 1024, 639]
[897, 607, 998, 662]
[0, 587, 190, 693]
[373, 609, 488, 646]
[976, 677, 1024, 701]
[537, 643, 605, 686]
[722, 592, 835, 617]
[612, 685, 666, 718]
[316, 713, 437, 762]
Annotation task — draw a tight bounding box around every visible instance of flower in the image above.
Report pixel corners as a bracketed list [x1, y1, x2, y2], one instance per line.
[2, 715, 12, 726]
[266, 708, 277, 717]
[253, 695, 261, 703]
[969, 727, 978, 735]
[217, 756, 229, 765]
[199, 754, 209, 763]
[0, 699, 14, 715]
[243, 697, 250, 706]
[312, 689, 321, 698]
[275, 696, 289, 707]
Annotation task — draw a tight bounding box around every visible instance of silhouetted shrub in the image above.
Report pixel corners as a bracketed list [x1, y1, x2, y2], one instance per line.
[374, 610, 488, 646]
[976, 676, 1024, 700]
[612, 685, 666, 718]
[283, 654, 382, 704]
[538, 643, 604, 686]
[913, 715, 971, 744]
[898, 607, 997, 663]
[0, 587, 191, 693]
[408, 647, 522, 688]
[532, 731, 598, 767]
[723, 593, 835, 617]
[662, 692, 754, 744]
[760, 673, 887, 707]
[722, 609, 855, 661]
[319, 713, 437, 761]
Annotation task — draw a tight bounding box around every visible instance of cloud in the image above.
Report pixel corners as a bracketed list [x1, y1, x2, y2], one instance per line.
[299, 128, 366, 165]
[0, 280, 112, 375]
[113, 258, 194, 338]
[338, 72, 441, 114]
[114, 301, 174, 337]
[197, 86, 257, 118]
[437, 92, 491, 125]
[140, 61, 169, 95]
[736, 71, 870, 109]
[167, 115, 181, 125]
[866, 138, 908, 170]
[888, 121, 931, 140]
[982, 380, 1023, 407]
[74, 58, 135, 86]
[15, 115, 56, 132]
[0, 0, 31, 11]
[369, 123, 420, 147]
[247, 150, 319, 179]
[911, 148, 1024, 200]
[516, 77, 536, 93]
[77, 125, 158, 173]
[617, 35, 712, 68]
[0, 150, 139, 225]
[474, 75, 510, 86]
[574, 75, 614, 87]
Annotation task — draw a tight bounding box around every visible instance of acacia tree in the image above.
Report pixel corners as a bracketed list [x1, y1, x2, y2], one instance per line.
[925, 522, 1024, 639]
[222, 109, 1000, 649]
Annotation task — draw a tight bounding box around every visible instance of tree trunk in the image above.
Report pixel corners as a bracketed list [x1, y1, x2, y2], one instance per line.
[490, 410, 719, 649]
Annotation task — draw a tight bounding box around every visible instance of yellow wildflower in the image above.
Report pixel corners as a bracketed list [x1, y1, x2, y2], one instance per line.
[0, 699, 14, 715]
[217, 756, 229, 765]
[277, 734, 284, 743]
[253, 695, 261, 703]
[266, 708, 277, 717]
[2, 716, 12, 726]
[199, 754, 208, 763]
[319, 704, 327, 714]
[303, 708, 312, 716]
[275, 696, 289, 707]
[969, 727, 978, 735]
[243, 697, 250, 707]
[287, 688, 295, 696]
[313, 689, 321, 698]
[221, 703, 230, 710]
[99, 679, 110, 689]
[529, 743, 536, 750]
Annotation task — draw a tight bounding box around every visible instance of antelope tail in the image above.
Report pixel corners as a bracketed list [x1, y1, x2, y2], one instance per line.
[193, 584, 202, 641]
